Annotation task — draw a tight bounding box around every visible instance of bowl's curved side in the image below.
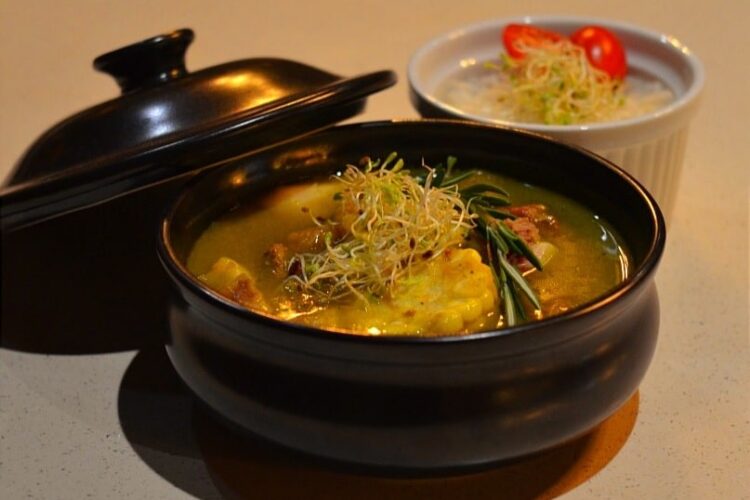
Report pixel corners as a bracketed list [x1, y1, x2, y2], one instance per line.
[163, 278, 659, 469]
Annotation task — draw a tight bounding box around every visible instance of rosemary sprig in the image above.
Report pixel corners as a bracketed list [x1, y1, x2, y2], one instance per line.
[429, 155, 543, 327]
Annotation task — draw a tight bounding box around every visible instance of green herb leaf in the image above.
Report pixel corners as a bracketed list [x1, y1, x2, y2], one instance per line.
[442, 169, 478, 187]
[432, 166, 446, 188]
[439, 157, 545, 326]
[460, 183, 510, 198]
[497, 221, 543, 270]
[497, 252, 541, 310]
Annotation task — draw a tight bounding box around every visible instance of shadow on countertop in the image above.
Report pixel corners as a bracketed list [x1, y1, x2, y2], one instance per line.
[117, 347, 639, 500]
[117, 347, 222, 500]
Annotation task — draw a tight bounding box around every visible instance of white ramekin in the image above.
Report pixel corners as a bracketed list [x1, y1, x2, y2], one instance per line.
[408, 16, 705, 221]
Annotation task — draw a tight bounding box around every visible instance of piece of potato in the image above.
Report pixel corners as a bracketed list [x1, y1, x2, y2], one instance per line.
[198, 257, 267, 311]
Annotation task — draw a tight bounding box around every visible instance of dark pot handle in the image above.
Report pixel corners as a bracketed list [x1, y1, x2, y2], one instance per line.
[93, 28, 194, 94]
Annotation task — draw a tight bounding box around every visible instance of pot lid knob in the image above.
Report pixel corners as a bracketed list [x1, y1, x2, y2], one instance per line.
[93, 28, 194, 94]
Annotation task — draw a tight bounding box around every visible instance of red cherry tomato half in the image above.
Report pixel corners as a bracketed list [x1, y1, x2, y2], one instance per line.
[502, 24, 564, 59]
[570, 25, 627, 79]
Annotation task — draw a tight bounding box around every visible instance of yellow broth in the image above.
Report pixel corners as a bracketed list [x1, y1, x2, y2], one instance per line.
[187, 169, 630, 335]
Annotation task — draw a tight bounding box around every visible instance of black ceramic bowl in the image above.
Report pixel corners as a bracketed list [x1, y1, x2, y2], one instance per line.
[157, 119, 665, 471]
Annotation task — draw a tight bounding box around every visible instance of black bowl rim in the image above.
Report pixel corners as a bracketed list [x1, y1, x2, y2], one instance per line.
[157, 118, 666, 347]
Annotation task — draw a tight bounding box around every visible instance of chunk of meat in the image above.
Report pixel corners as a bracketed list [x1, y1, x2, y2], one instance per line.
[334, 192, 361, 231]
[504, 217, 540, 245]
[264, 243, 289, 277]
[285, 224, 347, 253]
[508, 204, 557, 229]
[265, 223, 349, 276]
[502, 210, 557, 273]
[508, 204, 546, 220]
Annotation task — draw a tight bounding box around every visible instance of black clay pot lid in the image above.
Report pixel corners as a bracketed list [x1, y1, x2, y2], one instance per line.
[0, 28, 396, 231]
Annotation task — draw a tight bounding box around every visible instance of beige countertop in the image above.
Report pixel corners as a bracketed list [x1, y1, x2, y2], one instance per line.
[1, 1, 748, 498]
